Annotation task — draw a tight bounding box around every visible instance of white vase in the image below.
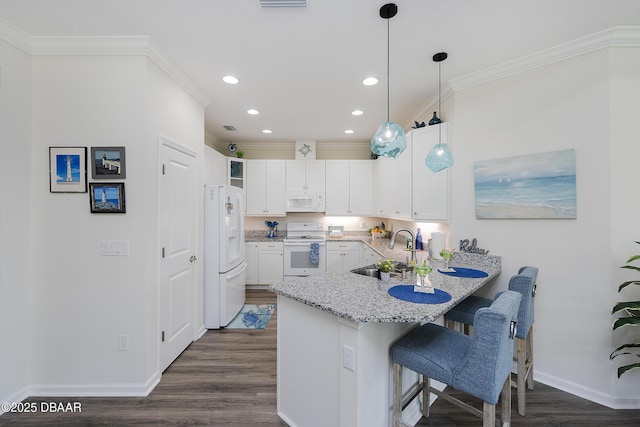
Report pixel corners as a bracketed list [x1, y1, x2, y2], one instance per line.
[380, 271, 391, 282]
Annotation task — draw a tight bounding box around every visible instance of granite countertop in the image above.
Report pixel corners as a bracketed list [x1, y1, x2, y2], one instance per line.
[269, 252, 501, 324]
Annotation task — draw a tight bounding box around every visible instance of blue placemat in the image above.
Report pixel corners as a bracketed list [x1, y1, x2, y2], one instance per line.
[438, 267, 488, 278]
[388, 285, 452, 304]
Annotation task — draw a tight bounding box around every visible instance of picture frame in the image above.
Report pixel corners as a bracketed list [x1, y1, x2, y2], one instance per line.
[474, 148, 576, 219]
[49, 146, 88, 193]
[89, 182, 126, 213]
[90, 146, 126, 179]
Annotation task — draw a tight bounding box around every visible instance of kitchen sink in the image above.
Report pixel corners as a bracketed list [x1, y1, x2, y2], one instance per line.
[350, 266, 380, 277]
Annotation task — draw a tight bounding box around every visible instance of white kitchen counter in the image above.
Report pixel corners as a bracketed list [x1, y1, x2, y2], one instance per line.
[269, 253, 501, 427]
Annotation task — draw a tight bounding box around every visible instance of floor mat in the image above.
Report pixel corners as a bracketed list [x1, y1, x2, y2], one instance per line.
[224, 304, 276, 329]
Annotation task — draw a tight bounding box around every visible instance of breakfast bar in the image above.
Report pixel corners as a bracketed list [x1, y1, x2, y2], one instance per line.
[269, 253, 501, 427]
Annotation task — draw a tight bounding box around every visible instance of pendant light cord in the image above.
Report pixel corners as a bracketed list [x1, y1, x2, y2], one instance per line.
[438, 57, 442, 147]
[386, 17, 390, 122]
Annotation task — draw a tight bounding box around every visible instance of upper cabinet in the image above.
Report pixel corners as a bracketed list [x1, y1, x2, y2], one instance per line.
[228, 158, 246, 190]
[285, 160, 326, 193]
[373, 148, 412, 220]
[325, 160, 374, 216]
[246, 159, 286, 216]
[410, 123, 450, 222]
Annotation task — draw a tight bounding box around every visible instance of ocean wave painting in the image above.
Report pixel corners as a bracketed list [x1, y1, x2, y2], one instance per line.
[474, 149, 576, 219]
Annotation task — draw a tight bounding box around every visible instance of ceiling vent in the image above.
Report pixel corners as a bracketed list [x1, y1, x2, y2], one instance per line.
[260, 0, 306, 8]
[223, 125, 237, 131]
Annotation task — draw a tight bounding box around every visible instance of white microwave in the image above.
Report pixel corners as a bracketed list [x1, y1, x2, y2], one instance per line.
[286, 191, 325, 212]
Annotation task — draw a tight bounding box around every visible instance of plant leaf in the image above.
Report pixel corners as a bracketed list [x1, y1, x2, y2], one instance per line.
[610, 343, 640, 359]
[626, 253, 640, 263]
[612, 301, 640, 314]
[618, 363, 640, 378]
[613, 316, 640, 329]
[618, 280, 640, 292]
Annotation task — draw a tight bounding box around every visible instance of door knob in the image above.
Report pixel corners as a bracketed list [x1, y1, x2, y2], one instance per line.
[190, 255, 197, 262]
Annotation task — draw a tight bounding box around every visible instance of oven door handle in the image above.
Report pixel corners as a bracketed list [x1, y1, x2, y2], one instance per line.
[284, 242, 326, 246]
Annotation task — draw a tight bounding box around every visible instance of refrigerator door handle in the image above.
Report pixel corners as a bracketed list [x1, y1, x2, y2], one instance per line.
[226, 262, 247, 281]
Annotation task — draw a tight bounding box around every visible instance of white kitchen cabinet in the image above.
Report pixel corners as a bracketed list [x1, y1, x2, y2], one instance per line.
[228, 158, 246, 190]
[245, 242, 259, 284]
[373, 148, 412, 220]
[411, 123, 450, 221]
[325, 160, 374, 216]
[326, 241, 361, 273]
[286, 160, 326, 192]
[246, 159, 286, 216]
[258, 241, 284, 285]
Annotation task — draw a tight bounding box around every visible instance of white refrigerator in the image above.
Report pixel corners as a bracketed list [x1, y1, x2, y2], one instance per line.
[204, 184, 246, 329]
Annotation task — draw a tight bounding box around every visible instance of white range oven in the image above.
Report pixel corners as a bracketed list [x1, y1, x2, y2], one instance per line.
[283, 223, 326, 279]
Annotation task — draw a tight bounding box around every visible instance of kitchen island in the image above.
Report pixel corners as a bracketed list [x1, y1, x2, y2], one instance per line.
[269, 253, 501, 427]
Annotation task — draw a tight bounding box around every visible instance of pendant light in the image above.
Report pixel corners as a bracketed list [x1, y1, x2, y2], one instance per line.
[425, 52, 454, 172]
[370, 3, 406, 160]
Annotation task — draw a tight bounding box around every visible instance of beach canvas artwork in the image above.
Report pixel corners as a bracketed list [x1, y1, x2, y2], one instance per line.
[474, 149, 576, 219]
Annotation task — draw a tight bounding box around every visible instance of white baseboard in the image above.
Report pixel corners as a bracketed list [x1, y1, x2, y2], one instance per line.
[27, 372, 161, 398]
[535, 370, 640, 409]
[0, 386, 30, 415]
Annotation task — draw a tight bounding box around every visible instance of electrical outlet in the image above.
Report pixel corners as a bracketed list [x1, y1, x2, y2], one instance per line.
[118, 335, 129, 351]
[343, 345, 355, 371]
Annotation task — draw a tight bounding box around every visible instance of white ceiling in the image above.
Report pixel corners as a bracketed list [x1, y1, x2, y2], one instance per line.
[1, 0, 639, 146]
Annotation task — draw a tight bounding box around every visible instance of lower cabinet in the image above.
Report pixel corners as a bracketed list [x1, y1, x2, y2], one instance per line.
[245, 241, 283, 286]
[326, 241, 361, 273]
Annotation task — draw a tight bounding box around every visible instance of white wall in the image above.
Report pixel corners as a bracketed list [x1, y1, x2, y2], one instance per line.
[24, 53, 204, 396]
[204, 145, 227, 185]
[0, 39, 32, 405]
[448, 47, 640, 408]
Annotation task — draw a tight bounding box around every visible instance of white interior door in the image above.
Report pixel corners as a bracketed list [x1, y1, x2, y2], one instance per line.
[159, 138, 197, 372]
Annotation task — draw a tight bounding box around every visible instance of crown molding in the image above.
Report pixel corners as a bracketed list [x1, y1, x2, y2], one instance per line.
[449, 26, 640, 92]
[0, 19, 212, 107]
[408, 26, 640, 128]
[0, 17, 31, 53]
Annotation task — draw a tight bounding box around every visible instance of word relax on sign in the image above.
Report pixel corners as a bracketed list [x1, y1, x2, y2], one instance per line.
[459, 238, 489, 255]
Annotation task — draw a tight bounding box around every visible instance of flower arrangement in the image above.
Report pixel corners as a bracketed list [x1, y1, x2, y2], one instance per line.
[376, 258, 396, 273]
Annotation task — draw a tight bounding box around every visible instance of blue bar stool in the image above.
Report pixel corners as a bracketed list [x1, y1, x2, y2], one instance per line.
[391, 291, 521, 427]
[444, 266, 539, 416]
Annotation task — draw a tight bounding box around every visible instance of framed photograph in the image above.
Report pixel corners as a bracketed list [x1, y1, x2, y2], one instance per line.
[90, 146, 126, 179]
[49, 146, 87, 193]
[89, 182, 126, 213]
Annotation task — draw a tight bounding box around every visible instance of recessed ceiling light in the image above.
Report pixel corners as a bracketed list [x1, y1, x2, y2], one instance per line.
[247, 109, 259, 115]
[223, 75, 239, 84]
[345, 129, 355, 134]
[352, 110, 363, 116]
[362, 77, 378, 86]
[262, 129, 272, 134]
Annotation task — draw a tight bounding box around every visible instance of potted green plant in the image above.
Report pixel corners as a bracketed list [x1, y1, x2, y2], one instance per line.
[610, 241, 640, 378]
[377, 259, 396, 282]
[236, 150, 244, 158]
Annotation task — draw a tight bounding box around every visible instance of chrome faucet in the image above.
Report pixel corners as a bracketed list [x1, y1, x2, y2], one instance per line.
[389, 228, 417, 265]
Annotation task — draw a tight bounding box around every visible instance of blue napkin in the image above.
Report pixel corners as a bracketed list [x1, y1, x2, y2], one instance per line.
[310, 242, 319, 265]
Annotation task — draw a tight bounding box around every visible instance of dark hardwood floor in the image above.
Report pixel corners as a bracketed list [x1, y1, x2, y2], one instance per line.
[1, 289, 638, 426]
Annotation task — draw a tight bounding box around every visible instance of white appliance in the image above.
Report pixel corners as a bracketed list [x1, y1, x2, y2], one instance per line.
[284, 222, 326, 278]
[204, 184, 246, 329]
[285, 191, 325, 212]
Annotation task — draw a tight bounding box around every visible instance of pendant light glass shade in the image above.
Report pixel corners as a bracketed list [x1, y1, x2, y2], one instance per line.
[371, 121, 406, 159]
[371, 3, 406, 159]
[426, 52, 453, 173]
[425, 141, 454, 172]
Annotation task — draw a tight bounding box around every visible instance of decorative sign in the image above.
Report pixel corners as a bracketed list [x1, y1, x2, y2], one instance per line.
[459, 238, 489, 255]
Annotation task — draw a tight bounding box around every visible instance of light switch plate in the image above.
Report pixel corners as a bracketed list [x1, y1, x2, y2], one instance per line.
[102, 240, 130, 256]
